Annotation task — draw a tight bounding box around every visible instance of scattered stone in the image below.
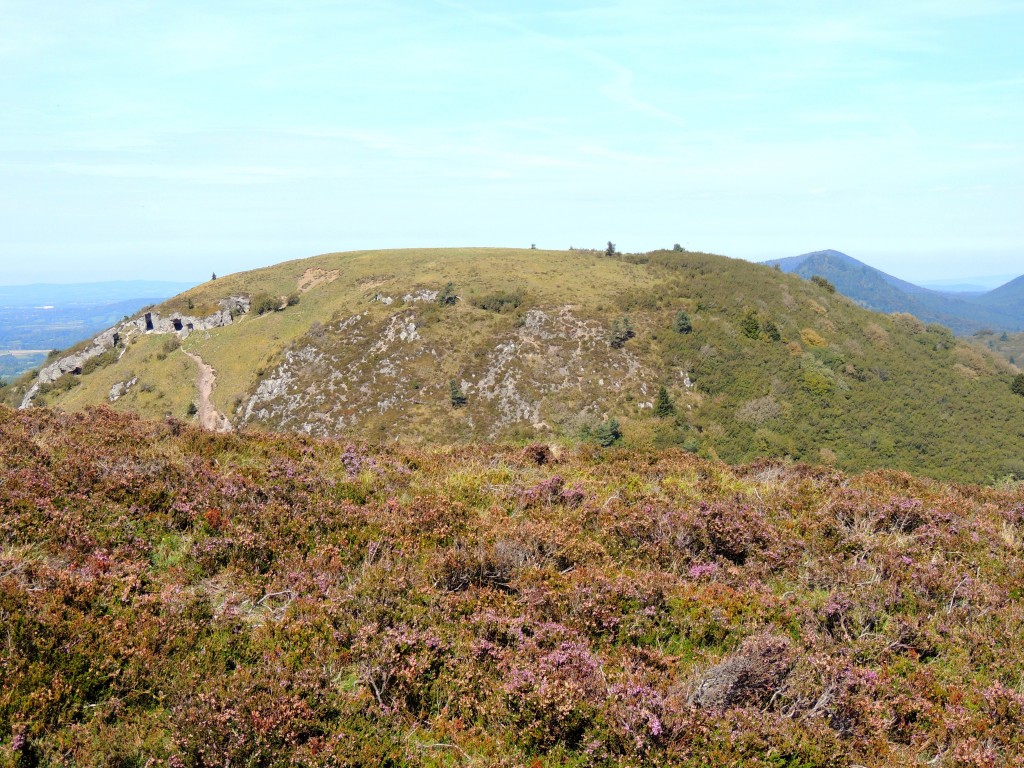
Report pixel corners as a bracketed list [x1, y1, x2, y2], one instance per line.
[108, 377, 138, 402]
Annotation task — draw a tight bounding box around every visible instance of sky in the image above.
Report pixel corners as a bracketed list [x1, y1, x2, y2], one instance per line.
[1, 0, 1022, 286]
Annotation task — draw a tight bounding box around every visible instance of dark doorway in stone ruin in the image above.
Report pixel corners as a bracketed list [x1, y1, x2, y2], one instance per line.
[172, 318, 183, 331]
[144, 313, 154, 331]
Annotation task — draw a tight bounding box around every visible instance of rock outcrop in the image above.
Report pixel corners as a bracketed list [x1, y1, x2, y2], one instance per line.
[20, 296, 250, 409]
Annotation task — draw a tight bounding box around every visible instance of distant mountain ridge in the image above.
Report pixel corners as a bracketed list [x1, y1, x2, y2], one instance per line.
[763, 250, 1024, 334]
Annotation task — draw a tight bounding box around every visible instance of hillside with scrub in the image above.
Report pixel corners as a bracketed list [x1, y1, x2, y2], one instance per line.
[3, 406, 1024, 766]
[6, 247, 1024, 484]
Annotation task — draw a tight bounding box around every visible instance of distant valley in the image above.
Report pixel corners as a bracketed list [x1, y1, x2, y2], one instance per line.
[0, 280, 195, 380]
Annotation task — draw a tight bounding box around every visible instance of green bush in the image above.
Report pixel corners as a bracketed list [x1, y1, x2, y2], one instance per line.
[593, 417, 622, 446]
[654, 386, 675, 417]
[252, 293, 280, 315]
[609, 317, 635, 348]
[449, 379, 468, 408]
[673, 311, 692, 334]
[1012, 374, 1024, 397]
[437, 282, 458, 307]
[472, 289, 524, 313]
[741, 311, 761, 340]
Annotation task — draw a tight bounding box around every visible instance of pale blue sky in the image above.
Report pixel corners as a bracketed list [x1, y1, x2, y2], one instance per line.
[1, 0, 1022, 285]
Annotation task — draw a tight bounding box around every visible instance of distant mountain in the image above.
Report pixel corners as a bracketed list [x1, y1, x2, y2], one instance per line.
[975, 274, 1024, 315]
[764, 250, 1024, 334]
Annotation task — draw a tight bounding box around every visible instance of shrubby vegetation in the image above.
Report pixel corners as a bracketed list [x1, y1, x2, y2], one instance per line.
[437, 282, 458, 307]
[471, 289, 525, 313]
[252, 293, 280, 316]
[2, 407, 1024, 765]
[810, 275, 836, 294]
[608, 316, 635, 349]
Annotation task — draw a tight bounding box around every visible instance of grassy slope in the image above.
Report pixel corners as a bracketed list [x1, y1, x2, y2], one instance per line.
[16, 247, 1024, 483]
[2, 406, 1024, 766]
[39, 333, 200, 420]
[975, 329, 1024, 368]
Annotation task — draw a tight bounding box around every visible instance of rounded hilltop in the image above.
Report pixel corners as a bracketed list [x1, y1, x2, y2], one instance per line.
[7, 246, 1024, 484]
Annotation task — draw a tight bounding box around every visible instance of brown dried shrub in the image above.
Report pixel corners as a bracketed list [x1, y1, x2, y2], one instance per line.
[689, 634, 795, 709]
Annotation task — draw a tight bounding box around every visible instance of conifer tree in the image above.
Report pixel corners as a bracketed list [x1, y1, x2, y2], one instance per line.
[673, 311, 692, 334]
[654, 385, 675, 417]
[449, 379, 468, 407]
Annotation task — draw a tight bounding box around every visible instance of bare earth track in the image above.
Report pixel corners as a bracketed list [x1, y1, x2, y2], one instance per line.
[185, 350, 232, 432]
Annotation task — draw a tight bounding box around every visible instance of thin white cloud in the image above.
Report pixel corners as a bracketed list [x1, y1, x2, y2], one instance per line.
[48, 162, 320, 185]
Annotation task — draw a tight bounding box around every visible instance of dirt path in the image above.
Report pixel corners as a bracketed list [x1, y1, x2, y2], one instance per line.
[184, 351, 232, 432]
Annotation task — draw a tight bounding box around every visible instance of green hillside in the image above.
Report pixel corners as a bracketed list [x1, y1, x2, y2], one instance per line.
[975, 329, 1024, 367]
[7, 247, 1024, 483]
[2, 406, 1024, 766]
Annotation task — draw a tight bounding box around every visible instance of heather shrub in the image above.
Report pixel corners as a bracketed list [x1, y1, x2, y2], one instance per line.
[4, 407, 1024, 765]
[352, 625, 448, 716]
[435, 538, 536, 593]
[170, 667, 330, 767]
[502, 633, 604, 748]
[688, 634, 794, 709]
[522, 442, 554, 465]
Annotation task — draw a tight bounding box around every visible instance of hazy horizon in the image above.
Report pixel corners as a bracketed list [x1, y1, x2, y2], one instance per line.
[2, 1, 1021, 285]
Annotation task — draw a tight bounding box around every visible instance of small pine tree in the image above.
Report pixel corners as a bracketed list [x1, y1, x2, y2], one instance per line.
[1001, 332, 1009, 341]
[654, 386, 675, 417]
[437, 283, 458, 306]
[740, 310, 761, 339]
[673, 311, 692, 334]
[593, 417, 621, 447]
[672, 243, 683, 252]
[449, 379, 468, 408]
[1012, 374, 1024, 398]
[762, 319, 781, 342]
[211, 272, 217, 281]
[605, 241, 616, 258]
[609, 316, 635, 348]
